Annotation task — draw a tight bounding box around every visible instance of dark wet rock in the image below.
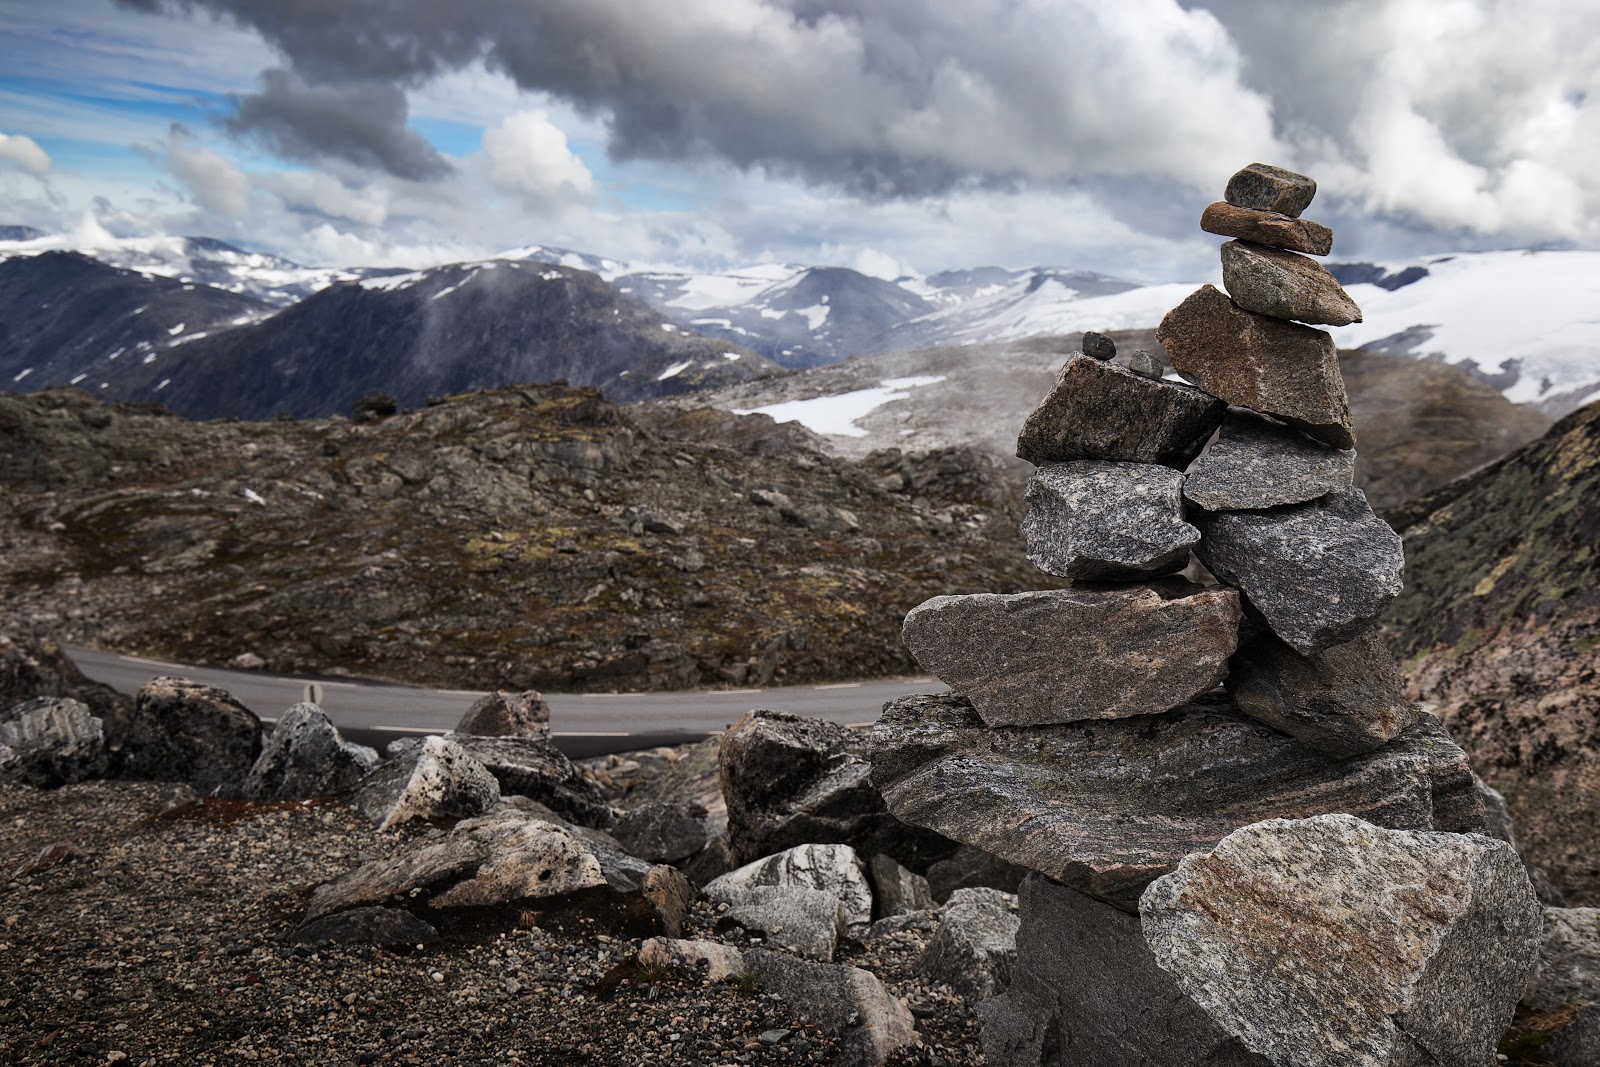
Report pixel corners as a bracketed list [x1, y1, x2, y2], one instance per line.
[918, 887, 1018, 1001]
[1158, 284, 1354, 448]
[610, 800, 710, 865]
[351, 735, 501, 830]
[713, 884, 848, 961]
[1140, 814, 1541, 1067]
[900, 585, 1240, 727]
[1201, 201, 1334, 255]
[452, 690, 551, 738]
[1227, 630, 1417, 757]
[1184, 411, 1355, 511]
[1, 633, 132, 747]
[239, 702, 377, 801]
[1220, 240, 1363, 326]
[739, 948, 920, 1067]
[870, 692, 1484, 911]
[0, 696, 108, 787]
[1021, 462, 1198, 580]
[869, 853, 933, 918]
[980, 872, 1269, 1067]
[120, 677, 262, 793]
[1224, 162, 1317, 217]
[1080, 331, 1116, 360]
[925, 845, 1029, 904]
[718, 710, 955, 869]
[704, 843, 873, 939]
[1546, 1003, 1600, 1067]
[451, 734, 611, 828]
[289, 906, 440, 948]
[1015, 354, 1226, 469]
[1193, 488, 1404, 655]
[1524, 907, 1600, 1013]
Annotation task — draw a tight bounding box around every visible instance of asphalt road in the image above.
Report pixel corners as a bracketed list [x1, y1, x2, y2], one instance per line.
[65, 646, 946, 758]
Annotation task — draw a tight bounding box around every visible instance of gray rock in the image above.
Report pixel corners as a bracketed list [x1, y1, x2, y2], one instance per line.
[450, 734, 611, 827]
[1220, 240, 1363, 325]
[870, 692, 1485, 911]
[980, 873, 1269, 1067]
[1117, 348, 1165, 378]
[704, 843, 873, 939]
[240, 703, 377, 801]
[0, 696, 107, 787]
[869, 853, 933, 918]
[1474, 773, 1518, 848]
[682, 833, 738, 887]
[1193, 488, 1404, 655]
[925, 845, 1029, 904]
[120, 677, 262, 793]
[1080, 330, 1116, 360]
[1201, 201, 1334, 255]
[1184, 412, 1355, 511]
[1524, 907, 1600, 1013]
[637, 936, 747, 982]
[900, 585, 1240, 727]
[1157, 284, 1354, 449]
[1224, 162, 1317, 217]
[1140, 814, 1542, 1067]
[918, 887, 1018, 1001]
[611, 800, 710, 864]
[0, 633, 132, 746]
[714, 884, 849, 961]
[740, 948, 920, 1067]
[290, 906, 440, 948]
[1015, 354, 1226, 469]
[1021, 462, 1199, 580]
[1546, 1002, 1600, 1067]
[352, 735, 501, 830]
[452, 690, 550, 738]
[1227, 630, 1417, 757]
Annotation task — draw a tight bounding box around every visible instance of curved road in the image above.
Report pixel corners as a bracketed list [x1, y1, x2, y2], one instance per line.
[65, 646, 946, 758]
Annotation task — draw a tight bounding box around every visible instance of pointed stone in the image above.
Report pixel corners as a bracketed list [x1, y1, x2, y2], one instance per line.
[1021, 462, 1198, 580]
[1184, 412, 1355, 511]
[453, 690, 550, 738]
[900, 585, 1241, 727]
[352, 735, 501, 831]
[1221, 240, 1363, 326]
[1193, 488, 1404, 655]
[1224, 162, 1317, 217]
[1202, 201, 1334, 255]
[121, 677, 262, 792]
[1016, 354, 1225, 468]
[240, 702, 377, 801]
[1140, 814, 1542, 1067]
[1157, 284, 1354, 449]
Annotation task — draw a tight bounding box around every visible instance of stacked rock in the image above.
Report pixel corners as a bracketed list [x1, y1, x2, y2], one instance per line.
[870, 163, 1541, 1067]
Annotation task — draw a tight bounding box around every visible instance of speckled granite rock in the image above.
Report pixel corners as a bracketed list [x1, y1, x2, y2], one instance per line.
[1546, 1003, 1600, 1067]
[1201, 201, 1333, 255]
[1184, 412, 1355, 511]
[451, 734, 612, 828]
[1224, 162, 1317, 217]
[1140, 814, 1541, 1067]
[1021, 461, 1199, 580]
[120, 676, 261, 793]
[1220, 240, 1363, 326]
[1193, 488, 1404, 655]
[713, 884, 849, 961]
[1523, 907, 1600, 1013]
[240, 702, 377, 802]
[452, 689, 551, 738]
[917, 887, 1018, 1001]
[0, 696, 107, 787]
[704, 843, 873, 939]
[1080, 331, 1116, 360]
[352, 735, 501, 831]
[901, 586, 1240, 727]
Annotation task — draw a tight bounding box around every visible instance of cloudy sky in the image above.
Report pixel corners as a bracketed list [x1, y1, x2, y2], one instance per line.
[1, 0, 1597, 280]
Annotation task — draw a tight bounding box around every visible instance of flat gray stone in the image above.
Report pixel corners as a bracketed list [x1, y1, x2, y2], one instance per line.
[240, 702, 376, 801]
[979, 873, 1269, 1067]
[1227, 629, 1417, 757]
[1021, 461, 1198, 580]
[1140, 814, 1542, 1067]
[1185, 412, 1355, 511]
[870, 692, 1485, 911]
[0, 696, 107, 788]
[1221, 240, 1363, 326]
[1224, 162, 1317, 217]
[713, 884, 848, 961]
[1158, 284, 1354, 449]
[120, 677, 261, 793]
[352, 735, 501, 831]
[1524, 906, 1600, 1013]
[1016, 354, 1225, 468]
[1193, 488, 1404, 655]
[918, 887, 1019, 1001]
[1201, 201, 1333, 255]
[901, 585, 1240, 727]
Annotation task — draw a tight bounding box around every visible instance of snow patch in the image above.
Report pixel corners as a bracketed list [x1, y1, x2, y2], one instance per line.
[154, 378, 171, 391]
[735, 375, 947, 437]
[656, 360, 694, 381]
[167, 323, 185, 335]
[242, 487, 266, 506]
[793, 303, 831, 331]
[12, 368, 32, 382]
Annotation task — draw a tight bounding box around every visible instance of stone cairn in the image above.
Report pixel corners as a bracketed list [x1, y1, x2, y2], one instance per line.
[870, 164, 1542, 1067]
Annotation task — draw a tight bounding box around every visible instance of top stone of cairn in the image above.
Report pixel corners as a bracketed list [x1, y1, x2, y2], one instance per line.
[1225, 163, 1316, 218]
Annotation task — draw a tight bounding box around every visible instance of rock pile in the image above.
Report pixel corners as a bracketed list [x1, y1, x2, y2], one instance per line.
[872, 163, 1542, 1066]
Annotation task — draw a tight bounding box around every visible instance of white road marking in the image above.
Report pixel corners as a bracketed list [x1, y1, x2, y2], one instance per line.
[813, 683, 861, 690]
[118, 655, 185, 669]
[370, 725, 429, 733]
[713, 689, 764, 695]
[847, 721, 877, 728]
[553, 731, 631, 737]
[439, 689, 490, 697]
[321, 682, 358, 690]
[580, 693, 626, 699]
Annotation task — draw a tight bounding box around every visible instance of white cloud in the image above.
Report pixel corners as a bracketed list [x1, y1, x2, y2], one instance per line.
[0, 132, 51, 175]
[166, 135, 251, 218]
[481, 110, 595, 207]
[257, 170, 390, 227]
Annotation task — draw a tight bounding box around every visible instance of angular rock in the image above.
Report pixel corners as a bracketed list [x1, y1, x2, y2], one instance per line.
[714, 884, 849, 961]
[1201, 201, 1334, 255]
[1015, 354, 1226, 468]
[240, 703, 377, 801]
[704, 843, 873, 939]
[352, 735, 501, 831]
[1080, 330, 1116, 360]
[0, 633, 133, 745]
[611, 800, 710, 865]
[718, 710, 955, 869]
[1193, 488, 1404, 655]
[918, 887, 1018, 1002]
[900, 585, 1241, 727]
[980, 873, 1269, 1067]
[0, 696, 108, 787]
[1221, 240, 1363, 326]
[1158, 284, 1354, 448]
[1117, 348, 1164, 379]
[925, 845, 1029, 904]
[1227, 630, 1417, 757]
[682, 833, 737, 887]
[739, 948, 920, 1067]
[1546, 1003, 1600, 1067]
[1224, 162, 1317, 217]
[1140, 814, 1542, 1067]
[869, 853, 933, 918]
[1021, 462, 1199, 580]
[870, 692, 1485, 911]
[1524, 907, 1600, 1013]
[451, 734, 610, 828]
[1474, 773, 1519, 848]
[120, 677, 262, 793]
[637, 937, 747, 982]
[452, 690, 550, 738]
[1184, 411, 1355, 511]
[290, 906, 440, 948]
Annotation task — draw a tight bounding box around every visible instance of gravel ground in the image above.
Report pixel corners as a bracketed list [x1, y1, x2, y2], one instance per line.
[0, 781, 984, 1066]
